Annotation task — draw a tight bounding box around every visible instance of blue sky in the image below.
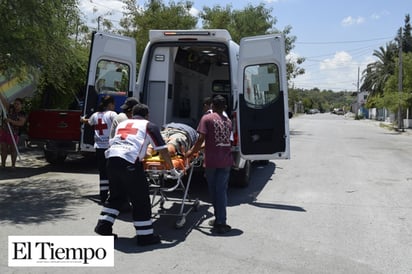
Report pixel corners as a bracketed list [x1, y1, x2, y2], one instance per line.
[80, 0, 411, 91]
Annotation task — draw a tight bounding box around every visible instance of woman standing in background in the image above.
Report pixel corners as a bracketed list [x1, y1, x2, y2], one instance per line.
[0, 93, 26, 169]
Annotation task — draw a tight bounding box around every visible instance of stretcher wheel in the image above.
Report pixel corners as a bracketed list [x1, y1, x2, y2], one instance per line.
[193, 199, 200, 211]
[175, 217, 186, 228]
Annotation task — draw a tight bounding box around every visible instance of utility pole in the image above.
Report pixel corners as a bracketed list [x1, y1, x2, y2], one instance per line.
[356, 66, 360, 117]
[97, 16, 101, 31]
[398, 28, 404, 131]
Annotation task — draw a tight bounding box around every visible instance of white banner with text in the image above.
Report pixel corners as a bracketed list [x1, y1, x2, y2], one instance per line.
[8, 236, 114, 267]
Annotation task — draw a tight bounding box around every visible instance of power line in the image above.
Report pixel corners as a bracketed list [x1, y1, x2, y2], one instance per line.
[296, 36, 394, 45]
[88, 0, 125, 14]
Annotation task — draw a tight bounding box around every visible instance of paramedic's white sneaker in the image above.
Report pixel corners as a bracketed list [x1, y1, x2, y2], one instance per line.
[137, 234, 161, 246]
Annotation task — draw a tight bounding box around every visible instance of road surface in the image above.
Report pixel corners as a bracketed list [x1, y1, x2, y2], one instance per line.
[1, 113, 412, 273]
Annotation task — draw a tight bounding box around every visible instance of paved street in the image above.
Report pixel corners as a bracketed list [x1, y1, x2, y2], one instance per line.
[1, 113, 412, 273]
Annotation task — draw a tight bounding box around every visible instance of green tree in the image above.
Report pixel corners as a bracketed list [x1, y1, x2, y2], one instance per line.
[34, 45, 89, 108]
[200, 5, 233, 32]
[284, 25, 306, 81]
[402, 14, 412, 53]
[121, 0, 197, 66]
[200, 3, 304, 81]
[0, 0, 81, 72]
[361, 42, 397, 99]
[200, 3, 274, 43]
[231, 4, 274, 42]
[363, 14, 412, 114]
[380, 53, 412, 113]
[0, 0, 89, 108]
[288, 87, 352, 114]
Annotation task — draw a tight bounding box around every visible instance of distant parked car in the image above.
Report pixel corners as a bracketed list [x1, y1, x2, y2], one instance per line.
[307, 108, 319, 114]
[332, 108, 345, 115]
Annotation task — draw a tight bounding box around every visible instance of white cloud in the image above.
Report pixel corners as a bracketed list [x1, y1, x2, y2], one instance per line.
[370, 10, 390, 20]
[341, 16, 365, 26]
[320, 51, 353, 70]
[318, 52, 360, 90]
[370, 13, 381, 20]
[286, 51, 301, 63]
[292, 51, 363, 91]
[190, 7, 201, 17]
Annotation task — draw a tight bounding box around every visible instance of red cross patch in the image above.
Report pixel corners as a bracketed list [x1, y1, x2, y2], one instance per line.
[117, 123, 138, 139]
[95, 118, 108, 135]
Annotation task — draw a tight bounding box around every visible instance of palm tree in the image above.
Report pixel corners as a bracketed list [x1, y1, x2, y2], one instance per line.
[361, 42, 397, 97]
[402, 14, 412, 53]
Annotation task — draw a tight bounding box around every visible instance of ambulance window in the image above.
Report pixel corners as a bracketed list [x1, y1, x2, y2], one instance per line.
[212, 80, 230, 93]
[95, 60, 130, 96]
[243, 63, 280, 108]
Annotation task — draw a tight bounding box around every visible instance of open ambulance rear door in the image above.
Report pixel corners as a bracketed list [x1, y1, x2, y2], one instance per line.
[81, 31, 137, 152]
[237, 34, 290, 160]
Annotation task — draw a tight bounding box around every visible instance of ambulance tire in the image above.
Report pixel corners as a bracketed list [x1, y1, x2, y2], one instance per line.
[230, 160, 251, 188]
[44, 150, 67, 165]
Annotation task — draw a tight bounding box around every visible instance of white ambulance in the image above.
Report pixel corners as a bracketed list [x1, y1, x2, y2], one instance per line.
[82, 30, 290, 187]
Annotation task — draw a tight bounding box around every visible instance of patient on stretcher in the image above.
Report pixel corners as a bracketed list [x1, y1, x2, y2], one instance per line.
[145, 122, 198, 170]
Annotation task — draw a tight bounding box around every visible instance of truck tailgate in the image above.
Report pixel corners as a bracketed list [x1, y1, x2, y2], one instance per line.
[28, 109, 81, 141]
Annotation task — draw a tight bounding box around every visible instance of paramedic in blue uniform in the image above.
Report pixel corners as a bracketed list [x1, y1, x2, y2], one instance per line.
[94, 103, 180, 246]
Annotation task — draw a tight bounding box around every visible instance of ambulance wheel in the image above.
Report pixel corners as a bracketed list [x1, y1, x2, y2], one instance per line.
[44, 150, 67, 165]
[256, 160, 269, 166]
[230, 160, 251, 188]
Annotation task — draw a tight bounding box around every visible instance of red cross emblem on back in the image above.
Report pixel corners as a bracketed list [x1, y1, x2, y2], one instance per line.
[117, 123, 138, 139]
[95, 118, 108, 135]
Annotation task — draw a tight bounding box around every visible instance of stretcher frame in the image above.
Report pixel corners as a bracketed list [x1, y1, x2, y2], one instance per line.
[145, 155, 202, 228]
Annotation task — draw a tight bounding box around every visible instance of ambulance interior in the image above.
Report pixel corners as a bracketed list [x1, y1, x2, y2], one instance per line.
[145, 43, 231, 128]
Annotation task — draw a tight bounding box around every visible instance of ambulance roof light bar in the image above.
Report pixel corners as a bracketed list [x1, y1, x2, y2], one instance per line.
[163, 31, 212, 36]
[149, 29, 232, 42]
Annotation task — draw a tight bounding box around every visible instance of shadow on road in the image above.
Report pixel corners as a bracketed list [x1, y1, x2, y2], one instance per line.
[0, 148, 97, 224]
[229, 161, 306, 212]
[0, 177, 88, 224]
[0, 148, 302, 251]
[250, 202, 306, 212]
[113, 203, 212, 253]
[0, 148, 97, 181]
[113, 202, 244, 253]
[112, 161, 303, 253]
[228, 161, 275, 206]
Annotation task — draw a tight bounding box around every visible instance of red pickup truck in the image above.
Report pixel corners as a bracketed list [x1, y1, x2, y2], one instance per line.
[27, 31, 133, 164]
[28, 109, 82, 164]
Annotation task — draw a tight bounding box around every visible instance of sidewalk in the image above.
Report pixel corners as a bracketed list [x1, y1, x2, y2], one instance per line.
[361, 118, 412, 136]
[342, 112, 411, 135]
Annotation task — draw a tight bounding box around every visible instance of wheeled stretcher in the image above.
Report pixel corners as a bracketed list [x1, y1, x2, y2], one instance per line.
[143, 154, 202, 228]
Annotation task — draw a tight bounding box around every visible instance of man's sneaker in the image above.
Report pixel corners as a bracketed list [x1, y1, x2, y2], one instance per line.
[137, 234, 161, 246]
[214, 224, 232, 234]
